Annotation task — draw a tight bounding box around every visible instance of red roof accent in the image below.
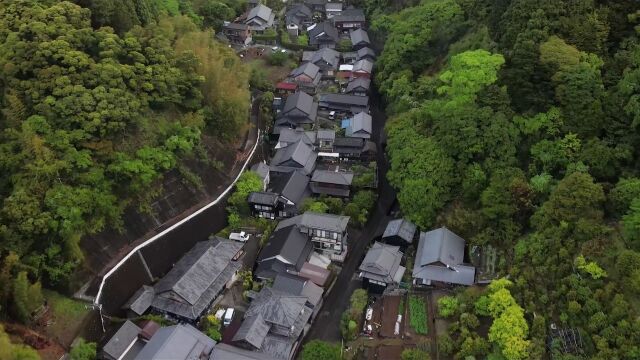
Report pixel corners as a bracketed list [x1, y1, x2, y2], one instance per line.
[276, 82, 298, 90]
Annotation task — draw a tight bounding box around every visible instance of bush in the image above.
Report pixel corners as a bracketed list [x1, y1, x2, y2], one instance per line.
[70, 338, 97, 360]
[201, 314, 222, 341]
[438, 333, 455, 356]
[340, 311, 357, 340]
[349, 289, 368, 318]
[301, 340, 341, 360]
[267, 51, 288, 66]
[437, 296, 460, 318]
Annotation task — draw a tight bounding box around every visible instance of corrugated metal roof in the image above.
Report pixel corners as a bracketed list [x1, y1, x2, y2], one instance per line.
[382, 218, 417, 244]
[134, 324, 215, 360]
[359, 242, 404, 283]
[103, 321, 141, 360]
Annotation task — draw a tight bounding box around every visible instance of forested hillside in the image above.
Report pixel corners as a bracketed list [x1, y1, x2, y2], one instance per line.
[0, 0, 249, 308]
[366, 0, 640, 358]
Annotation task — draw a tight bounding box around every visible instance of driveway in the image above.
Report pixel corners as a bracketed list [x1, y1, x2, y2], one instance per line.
[304, 88, 396, 341]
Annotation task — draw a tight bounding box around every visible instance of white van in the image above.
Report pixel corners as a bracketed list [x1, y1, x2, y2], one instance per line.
[223, 308, 235, 326]
[229, 231, 250, 242]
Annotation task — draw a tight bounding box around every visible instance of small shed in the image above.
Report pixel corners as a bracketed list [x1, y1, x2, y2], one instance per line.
[382, 218, 417, 246]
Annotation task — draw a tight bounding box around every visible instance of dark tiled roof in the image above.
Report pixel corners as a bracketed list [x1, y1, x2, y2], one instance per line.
[270, 139, 317, 176]
[275, 212, 349, 233]
[268, 170, 310, 206]
[346, 77, 371, 93]
[311, 170, 354, 185]
[290, 62, 321, 80]
[248, 191, 279, 206]
[225, 22, 250, 30]
[151, 239, 243, 321]
[133, 324, 215, 360]
[308, 22, 339, 45]
[320, 93, 369, 107]
[211, 343, 277, 360]
[382, 218, 417, 244]
[333, 8, 365, 23]
[122, 285, 154, 316]
[350, 28, 370, 45]
[358, 242, 405, 284]
[103, 321, 141, 360]
[258, 225, 313, 271]
[232, 313, 270, 349]
[357, 47, 376, 60]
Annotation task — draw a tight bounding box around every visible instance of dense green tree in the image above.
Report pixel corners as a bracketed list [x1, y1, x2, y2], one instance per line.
[301, 340, 341, 360]
[70, 338, 97, 360]
[197, 1, 234, 30]
[0, 324, 40, 360]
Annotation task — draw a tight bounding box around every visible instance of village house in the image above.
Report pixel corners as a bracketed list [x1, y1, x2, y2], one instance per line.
[310, 169, 354, 197]
[316, 129, 335, 151]
[349, 28, 370, 50]
[274, 91, 319, 134]
[352, 59, 373, 79]
[307, 21, 339, 49]
[101, 321, 215, 360]
[325, 2, 343, 18]
[245, 4, 275, 33]
[302, 48, 341, 77]
[269, 139, 317, 176]
[412, 227, 476, 286]
[382, 218, 417, 246]
[332, 8, 366, 31]
[275, 82, 298, 97]
[255, 225, 314, 280]
[276, 212, 350, 255]
[356, 47, 376, 62]
[288, 62, 321, 93]
[303, 0, 327, 13]
[358, 242, 405, 293]
[222, 22, 252, 45]
[342, 111, 372, 139]
[332, 137, 377, 162]
[231, 286, 313, 360]
[345, 77, 371, 96]
[285, 3, 313, 27]
[122, 238, 244, 323]
[272, 273, 324, 317]
[319, 93, 369, 116]
[248, 169, 311, 219]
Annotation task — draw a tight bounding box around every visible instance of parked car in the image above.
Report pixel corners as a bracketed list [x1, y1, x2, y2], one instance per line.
[229, 231, 250, 242]
[223, 308, 235, 326]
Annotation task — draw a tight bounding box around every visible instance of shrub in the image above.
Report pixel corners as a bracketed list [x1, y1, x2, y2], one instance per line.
[70, 338, 97, 360]
[301, 340, 341, 360]
[437, 296, 460, 318]
[401, 348, 430, 360]
[267, 51, 288, 66]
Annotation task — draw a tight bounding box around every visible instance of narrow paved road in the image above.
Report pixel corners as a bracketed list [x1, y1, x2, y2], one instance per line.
[305, 89, 396, 342]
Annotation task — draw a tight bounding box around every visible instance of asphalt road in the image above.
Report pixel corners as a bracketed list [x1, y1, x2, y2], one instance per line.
[304, 89, 396, 342]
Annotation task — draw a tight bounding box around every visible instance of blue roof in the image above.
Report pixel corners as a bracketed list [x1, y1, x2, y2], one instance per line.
[341, 119, 351, 128]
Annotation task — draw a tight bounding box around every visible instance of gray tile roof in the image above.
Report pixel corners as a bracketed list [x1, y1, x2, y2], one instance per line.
[276, 212, 350, 233]
[246, 4, 275, 27]
[248, 191, 279, 206]
[268, 170, 311, 206]
[232, 313, 271, 349]
[224, 22, 250, 31]
[320, 93, 369, 107]
[357, 47, 376, 60]
[325, 2, 342, 12]
[289, 62, 321, 84]
[345, 78, 371, 94]
[270, 139, 317, 176]
[258, 225, 313, 271]
[103, 321, 141, 360]
[333, 136, 365, 148]
[151, 239, 243, 321]
[350, 28, 370, 46]
[333, 8, 365, 23]
[308, 22, 339, 45]
[272, 274, 323, 308]
[311, 170, 354, 185]
[122, 285, 154, 316]
[412, 227, 475, 286]
[353, 59, 373, 74]
[414, 264, 476, 286]
[134, 324, 215, 360]
[316, 129, 335, 140]
[346, 112, 372, 138]
[211, 343, 277, 360]
[416, 227, 465, 266]
[309, 48, 340, 69]
[359, 242, 405, 284]
[382, 218, 417, 244]
[282, 92, 316, 118]
[285, 4, 312, 26]
[276, 128, 316, 148]
[246, 287, 308, 329]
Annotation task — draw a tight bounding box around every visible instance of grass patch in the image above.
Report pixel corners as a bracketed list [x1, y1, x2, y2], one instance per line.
[43, 290, 89, 345]
[409, 295, 428, 335]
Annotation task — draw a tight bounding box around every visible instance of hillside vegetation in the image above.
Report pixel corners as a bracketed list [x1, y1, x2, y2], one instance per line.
[0, 0, 249, 306]
[366, 0, 640, 358]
